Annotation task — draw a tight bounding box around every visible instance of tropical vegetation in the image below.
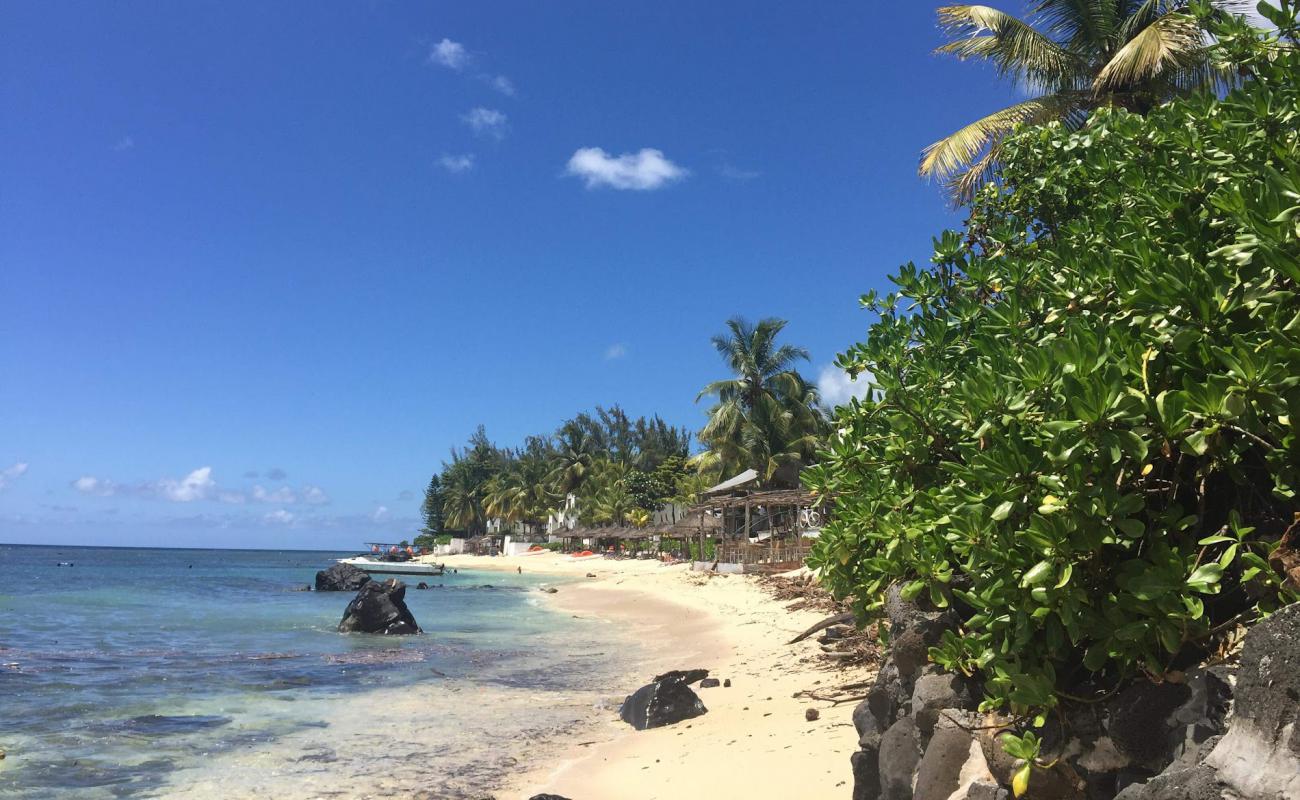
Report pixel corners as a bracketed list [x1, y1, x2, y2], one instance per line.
[417, 317, 828, 539]
[695, 317, 827, 485]
[809, 3, 1299, 723]
[421, 408, 696, 538]
[920, 0, 1258, 201]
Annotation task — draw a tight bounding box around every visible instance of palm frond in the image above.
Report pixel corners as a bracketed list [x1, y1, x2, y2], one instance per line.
[920, 96, 1066, 180]
[946, 146, 1002, 204]
[1094, 10, 1205, 91]
[937, 5, 1079, 82]
[1030, 0, 1115, 50]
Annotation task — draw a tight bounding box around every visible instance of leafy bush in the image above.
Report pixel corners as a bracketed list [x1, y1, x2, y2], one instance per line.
[806, 9, 1300, 717]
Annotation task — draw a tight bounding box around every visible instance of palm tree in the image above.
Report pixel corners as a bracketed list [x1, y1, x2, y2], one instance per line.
[548, 425, 598, 496]
[697, 317, 825, 484]
[920, 1, 1254, 201]
[442, 466, 486, 536]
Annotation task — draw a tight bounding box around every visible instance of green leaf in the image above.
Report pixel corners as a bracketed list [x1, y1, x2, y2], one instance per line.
[1187, 564, 1224, 593]
[992, 500, 1015, 521]
[1083, 643, 1109, 671]
[1021, 560, 1054, 588]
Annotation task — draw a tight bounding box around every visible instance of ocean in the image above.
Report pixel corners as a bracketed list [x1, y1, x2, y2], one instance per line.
[0, 544, 632, 799]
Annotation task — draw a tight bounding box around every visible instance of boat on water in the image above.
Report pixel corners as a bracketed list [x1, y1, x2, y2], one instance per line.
[337, 542, 446, 576]
[336, 556, 445, 576]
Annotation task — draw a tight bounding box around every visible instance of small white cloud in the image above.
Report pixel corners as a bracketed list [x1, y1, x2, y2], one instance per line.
[430, 38, 468, 70]
[112, 136, 135, 152]
[371, 505, 390, 522]
[817, 365, 874, 408]
[487, 74, 515, 96]
[301, 485, 330, 506]
[156, 466, 216, 502]
[252, 484, 297, 504]
[604, 343, 627, 360]
[264, 509, 295, 525]
[72, 475, 120, 497]
[438, 153, 476, 173]
[0, 462, 29, 490]
[461, 107, 508, 140]
[565, 147, 688, 191]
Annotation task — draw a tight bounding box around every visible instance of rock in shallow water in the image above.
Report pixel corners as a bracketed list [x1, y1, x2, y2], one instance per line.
[620, 672, 708, 730]
[314, 562, 371, 592]
[337, 579, 421, 635]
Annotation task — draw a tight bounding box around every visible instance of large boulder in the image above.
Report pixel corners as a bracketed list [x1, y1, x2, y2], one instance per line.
[337, 579, 421, 635]
[1202, 602, 1300, 798]
[619, 672, 708, 730]
[315, 562, 371, 592]
[1111, 602, 1300, 800]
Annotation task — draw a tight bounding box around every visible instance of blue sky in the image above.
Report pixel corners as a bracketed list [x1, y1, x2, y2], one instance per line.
[2, 1, 1040, 548]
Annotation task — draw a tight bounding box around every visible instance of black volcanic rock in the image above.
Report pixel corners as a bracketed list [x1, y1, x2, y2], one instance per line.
[620, 672, 708, 730]
[337, 579, 421, 635]
[315, 562, 371, 592]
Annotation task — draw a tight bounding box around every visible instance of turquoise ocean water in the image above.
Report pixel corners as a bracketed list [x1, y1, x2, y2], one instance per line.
[0, 544, 630, 799]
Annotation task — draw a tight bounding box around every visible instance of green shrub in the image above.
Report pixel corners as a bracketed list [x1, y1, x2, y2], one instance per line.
[806, 9, 1300, 718]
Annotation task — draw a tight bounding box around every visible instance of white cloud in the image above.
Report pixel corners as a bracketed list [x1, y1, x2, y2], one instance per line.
[251, 484, 297, 504]
[0, 462, 29, 490]
[72, 475, 120, 496]
[487, 74, 515, 96]
[461, 107, 508, 140]
[264, 509, 295, 525]
[817, 365, 874, 408]
[112, 136, 134, 152]
[371, 505, 391, 522]
[438, 153, 476, 173]
[302, 485, 331, 506]
[156, 466, 216, 502]
[604, 343, 627, 360]
[430, 38, 468, 70]
[565, 147, 688, 191]
[71, 466, 330, 508]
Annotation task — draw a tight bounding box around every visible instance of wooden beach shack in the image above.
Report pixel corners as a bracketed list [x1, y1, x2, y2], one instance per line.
[686, 469, 829, 574]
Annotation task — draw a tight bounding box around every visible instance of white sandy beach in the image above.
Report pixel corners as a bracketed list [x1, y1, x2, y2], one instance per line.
[427, 552, 873, 800]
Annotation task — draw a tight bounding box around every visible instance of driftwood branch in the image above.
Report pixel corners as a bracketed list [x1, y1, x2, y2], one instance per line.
[788, 611, 854, 645]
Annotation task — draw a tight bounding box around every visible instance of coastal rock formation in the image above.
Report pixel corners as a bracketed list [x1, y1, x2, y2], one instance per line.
[315, 562, 371, 592]
[337, 579, 421, 635]
[847, 595, 1300, 800]
[1116, 601, 1300, 800]
[620, 671, 709, 730]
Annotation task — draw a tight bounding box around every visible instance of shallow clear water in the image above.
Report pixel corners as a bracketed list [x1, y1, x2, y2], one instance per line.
[0, 545, 629, 798]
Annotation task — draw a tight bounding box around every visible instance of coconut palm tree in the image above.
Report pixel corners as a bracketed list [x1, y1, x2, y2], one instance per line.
[697, 317, 825, 484]
[548, 425, 598, 496]
[442, 465, 486, 536]
[921, 1, 1255, 201]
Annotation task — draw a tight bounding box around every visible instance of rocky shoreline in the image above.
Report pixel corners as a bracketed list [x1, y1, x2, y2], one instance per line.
[848, 588, 1300, 800]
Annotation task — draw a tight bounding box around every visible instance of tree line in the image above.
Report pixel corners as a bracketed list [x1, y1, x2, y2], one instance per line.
[417, 316, 830, 542]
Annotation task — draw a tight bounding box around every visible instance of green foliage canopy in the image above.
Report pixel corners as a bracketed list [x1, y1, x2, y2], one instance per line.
[807, 10, 1300, 716]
